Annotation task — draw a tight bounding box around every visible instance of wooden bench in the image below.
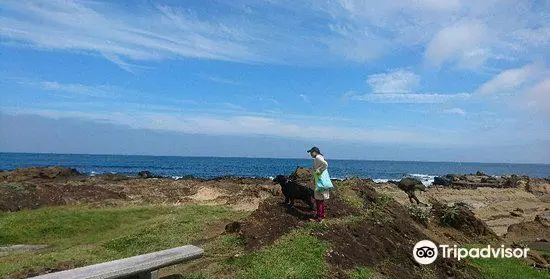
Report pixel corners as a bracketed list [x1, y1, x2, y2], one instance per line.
[29, 245, 204, 279]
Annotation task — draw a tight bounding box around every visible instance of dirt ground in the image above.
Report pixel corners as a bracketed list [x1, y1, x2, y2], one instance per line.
[0, 181, 125, 211]
[0, 167, 280, 212]
[239, 195, 359, 251]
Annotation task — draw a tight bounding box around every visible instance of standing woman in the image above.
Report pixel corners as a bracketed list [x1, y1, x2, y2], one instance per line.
[307, 146, 333, 222]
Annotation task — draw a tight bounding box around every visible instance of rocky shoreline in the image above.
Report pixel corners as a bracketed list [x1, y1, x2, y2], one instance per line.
[1, 166, 549, 211]
[0, 166, 277, 212]
[433, 171, 550, 190]
[2, 166, 550, 277]
[2, 166, 549, 235]
[3, 165, 547, 184]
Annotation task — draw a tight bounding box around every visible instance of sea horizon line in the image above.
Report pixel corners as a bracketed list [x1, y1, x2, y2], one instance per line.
[1, 151, 548, 166]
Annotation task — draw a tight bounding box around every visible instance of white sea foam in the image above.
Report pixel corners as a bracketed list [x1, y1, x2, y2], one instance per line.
[372, 174, 435, 186]
[373, 178, 390, 183]
[407, 173, 435, 186]
[172, 176, 183, 180]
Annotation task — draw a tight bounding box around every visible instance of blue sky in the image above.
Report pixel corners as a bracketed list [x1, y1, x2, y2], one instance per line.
[0, 0, 549, 163]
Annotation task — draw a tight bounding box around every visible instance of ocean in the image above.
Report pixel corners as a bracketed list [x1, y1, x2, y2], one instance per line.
[1, 153, 548, 185]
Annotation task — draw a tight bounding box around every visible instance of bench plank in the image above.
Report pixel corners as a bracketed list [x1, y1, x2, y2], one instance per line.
[29, 245, 204, 279]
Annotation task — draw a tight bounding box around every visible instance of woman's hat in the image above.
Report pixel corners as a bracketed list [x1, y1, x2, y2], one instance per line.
[307, 147, 320, 153]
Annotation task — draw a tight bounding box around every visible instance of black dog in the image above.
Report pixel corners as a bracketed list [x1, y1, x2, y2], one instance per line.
[273, 175, 314, 209]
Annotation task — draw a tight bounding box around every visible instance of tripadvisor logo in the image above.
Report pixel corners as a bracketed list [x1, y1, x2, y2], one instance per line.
[412, 240, 530, 265]
[413, 240, 438, 264]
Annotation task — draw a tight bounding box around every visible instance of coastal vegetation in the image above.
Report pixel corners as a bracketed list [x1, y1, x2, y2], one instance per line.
[1, 167, 549, 278]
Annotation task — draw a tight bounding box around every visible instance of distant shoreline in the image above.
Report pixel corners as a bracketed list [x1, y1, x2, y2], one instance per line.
[1, 166, 549, 185]
[1, 153, 549, 180]
[1, 151, 548, 165]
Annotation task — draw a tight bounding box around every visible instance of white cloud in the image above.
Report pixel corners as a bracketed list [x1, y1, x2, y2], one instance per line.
[348, 92, 470, 104]
[522, 78, 550, 115]
[511, 27, 550, 48]
[12, 79, 359, 124]
[475, 63, 542, 95]
[443, 108, 466, 115]
[424, 21, 489, 69]
[2, 108, 430, 144]
[469, 63, 550, 121]
[221, 103, 245, 111]
[38, 81, 111, 97]
[412, 0, 461, 11]
[367, 69, 420, 93]
[1, 0, 548, 70]
[319, 1, 550, 69]
[101, 52, 150, 73]
[268, 98, 280, 106]
[17, 79, 199, 108]
[348, 68, 468, 104]
[323, 23, 388, 62]
[0, 1, 287, 69]
[299, 94, 311, 103]
[205, 76, 240, 85]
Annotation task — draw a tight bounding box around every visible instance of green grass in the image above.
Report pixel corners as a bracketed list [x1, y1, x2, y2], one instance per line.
[333, 181, 364, 209]
[347, 266, 375, 279]
[3, 183, 25, 191]
[406, 204, 429, 226]
[304, 220, 330, 233]
[158, 274, 206, 279]
[469, 257, 550, 279]
[234, 229, 329, 279]
[0, 204, 247, 277]
[375, 194, 393, 205]
[346, 266, 398, 279]
[160, 233, 248, 279]
[438, 204, 461, 227]
[180, 274, 207, 279]
[0, 206, 162, 245]
[534, 247, 550, 257]
[365, 194, 393, 222]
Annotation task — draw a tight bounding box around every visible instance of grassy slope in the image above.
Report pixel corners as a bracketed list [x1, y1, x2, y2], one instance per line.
[461, 244, 550, 279]
[469, 258, 550, 279]
[234, 229, 329, 279]
[0, 204, 247, 277]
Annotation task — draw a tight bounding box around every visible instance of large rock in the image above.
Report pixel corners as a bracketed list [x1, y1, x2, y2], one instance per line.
[535, 211, 550, 227]
[527, 178, 550, 195]
[137, 170, 154, 179]
[434, 175, 452, 186]
[289, 167, 313, 184]
[432, 173, 532, 189]
[506, 217, 550, 242]
[502, 174, 529, 188]
[432, 202, 498, 241]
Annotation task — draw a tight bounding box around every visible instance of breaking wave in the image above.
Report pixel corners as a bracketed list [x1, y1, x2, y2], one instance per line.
[406, 173, 435, 186]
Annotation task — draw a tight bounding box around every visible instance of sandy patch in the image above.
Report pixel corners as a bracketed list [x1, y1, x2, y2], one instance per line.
[189, 187, 226, 201]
